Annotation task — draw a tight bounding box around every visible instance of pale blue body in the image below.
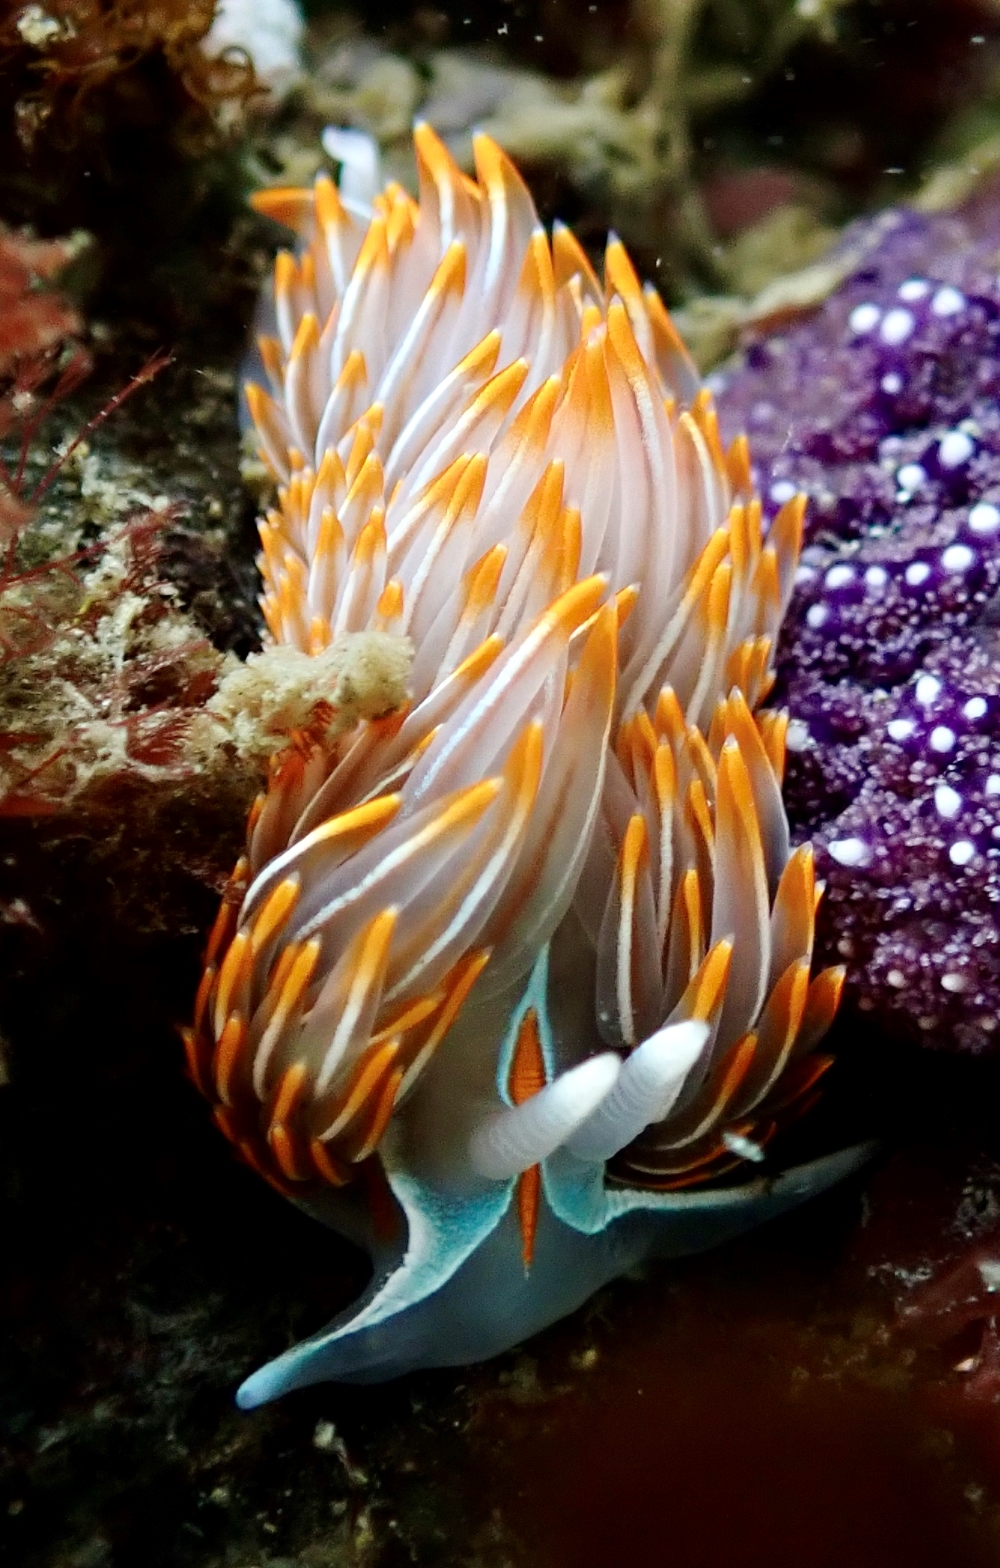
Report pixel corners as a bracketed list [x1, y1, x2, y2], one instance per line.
[237, 1138, 869, 1404]
[236, 949, 869, 1406]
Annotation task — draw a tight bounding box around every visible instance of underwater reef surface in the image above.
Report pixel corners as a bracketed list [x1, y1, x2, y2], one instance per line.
[10, 7, 1000, 1564]
[0, 210, 999, 1568]
[715, 185, 1000, 1056]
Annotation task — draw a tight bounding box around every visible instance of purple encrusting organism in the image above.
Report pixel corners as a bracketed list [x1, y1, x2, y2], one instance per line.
[714, 196, 1000, 1053]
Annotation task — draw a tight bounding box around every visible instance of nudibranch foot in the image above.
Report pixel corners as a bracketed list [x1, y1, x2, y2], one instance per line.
[237, 1138, 874, 1403]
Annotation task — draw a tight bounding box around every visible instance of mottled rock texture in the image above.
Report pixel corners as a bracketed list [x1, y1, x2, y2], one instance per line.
[715, 190, 1000, 1054]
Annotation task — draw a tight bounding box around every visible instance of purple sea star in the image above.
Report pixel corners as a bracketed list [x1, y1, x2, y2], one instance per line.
[715, 193, 1000, 1054]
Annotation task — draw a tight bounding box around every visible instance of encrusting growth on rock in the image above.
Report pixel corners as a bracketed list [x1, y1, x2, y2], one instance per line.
[208, 631, 413, 766]
[716, 200, 1000, 1054]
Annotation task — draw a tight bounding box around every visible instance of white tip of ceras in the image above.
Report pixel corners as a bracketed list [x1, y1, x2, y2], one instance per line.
[321, 126, 383, 215]
[565, 1019, 709, 1163]
[468, 1053, 622, 1181]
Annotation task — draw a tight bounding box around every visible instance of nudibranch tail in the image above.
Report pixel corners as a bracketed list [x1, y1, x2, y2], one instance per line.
[191, 123, 862, 1399]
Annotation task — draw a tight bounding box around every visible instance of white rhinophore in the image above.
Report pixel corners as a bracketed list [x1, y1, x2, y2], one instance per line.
[565, 1020, 709, 1162]
[469, 1053, 622, 1179]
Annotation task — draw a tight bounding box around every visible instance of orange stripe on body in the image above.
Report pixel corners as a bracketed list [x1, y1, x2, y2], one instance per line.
[516, 1165, 541, 1270]
[508, 1008, 547, 1268]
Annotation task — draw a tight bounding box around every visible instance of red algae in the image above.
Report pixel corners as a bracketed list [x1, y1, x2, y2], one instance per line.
[0, 221, 89, 542]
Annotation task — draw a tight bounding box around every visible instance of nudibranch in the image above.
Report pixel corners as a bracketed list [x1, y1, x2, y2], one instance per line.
[185, 124, 866, 1405]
